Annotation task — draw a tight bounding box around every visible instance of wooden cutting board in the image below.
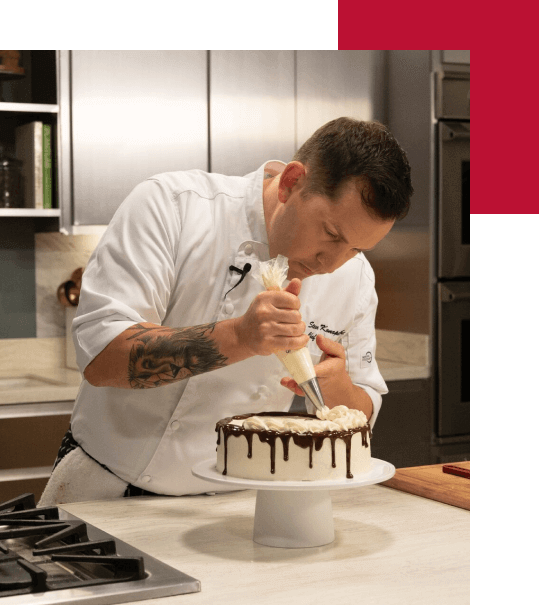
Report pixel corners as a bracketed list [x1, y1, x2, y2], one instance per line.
[380, 461, 470, 510]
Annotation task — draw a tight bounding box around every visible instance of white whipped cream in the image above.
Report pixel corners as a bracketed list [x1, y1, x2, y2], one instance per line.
[242, 405, 368, 434]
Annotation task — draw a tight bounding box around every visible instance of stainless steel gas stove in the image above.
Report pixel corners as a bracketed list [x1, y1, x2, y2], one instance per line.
[0, 493, 200, 604]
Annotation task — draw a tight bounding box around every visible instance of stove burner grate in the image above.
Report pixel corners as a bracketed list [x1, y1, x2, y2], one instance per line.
[0, 493, 146, 598]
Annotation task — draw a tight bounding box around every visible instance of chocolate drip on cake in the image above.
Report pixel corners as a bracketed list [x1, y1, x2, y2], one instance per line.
[281, 434, 290, 461]
[246, 432, 254, 458]
[257, 433, 277, 474]
[216, 412, 371, 479]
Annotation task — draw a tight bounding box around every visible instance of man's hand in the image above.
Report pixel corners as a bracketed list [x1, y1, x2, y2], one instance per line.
[280, 333, 373, 419]
[233, 278, 309, 357]
[280, 334, 348, 396]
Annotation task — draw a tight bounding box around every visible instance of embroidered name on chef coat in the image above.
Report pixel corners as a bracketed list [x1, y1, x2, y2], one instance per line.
[306, 320, 346, 341]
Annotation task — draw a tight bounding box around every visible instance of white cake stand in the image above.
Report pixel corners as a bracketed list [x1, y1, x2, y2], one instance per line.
[192, 458, 395, 549]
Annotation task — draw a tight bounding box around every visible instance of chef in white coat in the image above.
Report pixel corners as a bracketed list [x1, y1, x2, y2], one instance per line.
[39, 117, 413, 505]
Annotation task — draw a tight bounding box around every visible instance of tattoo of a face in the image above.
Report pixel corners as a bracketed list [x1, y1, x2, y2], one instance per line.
[126, 323, 227, 389]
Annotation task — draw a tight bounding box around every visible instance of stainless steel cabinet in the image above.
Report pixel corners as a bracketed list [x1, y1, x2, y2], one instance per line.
[442, 50, 470, 64]
[370, 379, 433, 468]
[63, 50, 387, 228]
[70, 51, 208, 227]
[296, 50, 386, 148]
[209, 51, 295, 175]
[0, 401, 73, 502]
[210, 51, 383, 175]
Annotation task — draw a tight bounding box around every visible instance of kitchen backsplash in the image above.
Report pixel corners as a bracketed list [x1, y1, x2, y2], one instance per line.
[35, 232, 103, 337]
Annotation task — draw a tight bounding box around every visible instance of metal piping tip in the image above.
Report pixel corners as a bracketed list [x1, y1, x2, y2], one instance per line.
[299, 377, 327, 413]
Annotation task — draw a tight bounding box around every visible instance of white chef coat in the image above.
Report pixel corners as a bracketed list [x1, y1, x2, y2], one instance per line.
[70, 160, 388, 496]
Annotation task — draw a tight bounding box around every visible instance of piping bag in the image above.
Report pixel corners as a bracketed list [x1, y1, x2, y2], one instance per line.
[251, 255, 327, 413]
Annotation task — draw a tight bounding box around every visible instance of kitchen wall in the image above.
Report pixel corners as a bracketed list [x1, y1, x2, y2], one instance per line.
[35, 232, 102, 337]
[0, 221, 36, 338]
[0, 226, 102, 340]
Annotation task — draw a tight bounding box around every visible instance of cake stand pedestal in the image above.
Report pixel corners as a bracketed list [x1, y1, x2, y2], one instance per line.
[192, 458, 395, 548]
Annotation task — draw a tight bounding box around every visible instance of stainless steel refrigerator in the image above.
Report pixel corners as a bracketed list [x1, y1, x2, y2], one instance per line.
[366, 50, 470, 463]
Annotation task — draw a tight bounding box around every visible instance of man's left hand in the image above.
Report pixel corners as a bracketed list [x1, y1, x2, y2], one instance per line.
[280, 334, 353, 402]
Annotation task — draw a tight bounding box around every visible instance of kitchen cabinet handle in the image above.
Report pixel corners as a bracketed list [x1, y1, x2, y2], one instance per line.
[446, 291, 469, 302]
[441, 122, 470, 141]
[440, 283, 470, 303]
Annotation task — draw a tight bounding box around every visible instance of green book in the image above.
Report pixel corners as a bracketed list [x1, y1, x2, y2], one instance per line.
[15, 121, 43, 208]
[42, 123, 52, 209]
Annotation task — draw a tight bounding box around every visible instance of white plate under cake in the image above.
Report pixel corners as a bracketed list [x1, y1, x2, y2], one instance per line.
[215, 405, 372, 481]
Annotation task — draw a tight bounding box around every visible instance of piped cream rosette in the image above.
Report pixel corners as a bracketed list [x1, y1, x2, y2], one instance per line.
[243, 405, 368, 433]
[250, 255, 317, 386]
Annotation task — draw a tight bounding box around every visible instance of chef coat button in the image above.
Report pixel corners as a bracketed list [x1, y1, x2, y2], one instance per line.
[170, 420, 180, 431]
[245, 243, 253, 255]
[258, 385, 270, 398]
[141, 475, 151, 483]
[251, 391, 261, 400]
[225, 302, 234, 315]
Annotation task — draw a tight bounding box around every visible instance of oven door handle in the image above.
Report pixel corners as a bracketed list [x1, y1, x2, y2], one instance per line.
[441, 121, 470, 141]
[440, 283, 470, 303]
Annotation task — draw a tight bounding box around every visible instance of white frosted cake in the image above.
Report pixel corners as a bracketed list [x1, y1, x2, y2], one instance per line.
[215, 405, 371, 481]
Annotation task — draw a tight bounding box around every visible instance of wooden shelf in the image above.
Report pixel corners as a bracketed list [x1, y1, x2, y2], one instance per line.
[0, 208, 60, 218]
[0, 102, 59, 114]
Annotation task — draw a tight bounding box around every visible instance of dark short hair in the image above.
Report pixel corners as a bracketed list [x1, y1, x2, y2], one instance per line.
[294, 117, 413, 221]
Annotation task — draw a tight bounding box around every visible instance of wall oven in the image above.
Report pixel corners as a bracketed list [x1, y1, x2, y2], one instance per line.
[438, 119, 470, 279]
[433, 66, 470, 459]
[437, 281, 469, 437]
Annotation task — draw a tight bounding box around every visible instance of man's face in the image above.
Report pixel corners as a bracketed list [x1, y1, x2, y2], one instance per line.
[268, 178, 395, 281]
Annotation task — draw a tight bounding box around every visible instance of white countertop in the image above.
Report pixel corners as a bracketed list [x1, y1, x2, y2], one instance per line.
[0, 330, 429, 405]
[60, 484, 469, 605]
[376, 329, 430, 381]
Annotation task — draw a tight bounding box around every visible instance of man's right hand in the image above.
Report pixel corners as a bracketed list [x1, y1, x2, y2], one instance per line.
[233, 278, 309, 356]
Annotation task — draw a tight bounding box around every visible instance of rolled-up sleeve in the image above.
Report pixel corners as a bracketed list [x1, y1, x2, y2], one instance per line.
[72, 178, 181, 372]
[343, 258, 388, 428]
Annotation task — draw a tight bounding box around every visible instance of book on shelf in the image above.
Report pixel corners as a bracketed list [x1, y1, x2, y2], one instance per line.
[14, 120, 53, 209]
[43, 124, 52, 209]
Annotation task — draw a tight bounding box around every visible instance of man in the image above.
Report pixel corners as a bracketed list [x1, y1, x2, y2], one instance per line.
[39, 117, 413, 505]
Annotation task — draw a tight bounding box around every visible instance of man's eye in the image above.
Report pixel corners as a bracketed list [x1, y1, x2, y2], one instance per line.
[325, 228, 338, 238]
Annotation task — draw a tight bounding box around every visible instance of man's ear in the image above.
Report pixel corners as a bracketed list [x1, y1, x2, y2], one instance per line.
[278, 162, 307, 203]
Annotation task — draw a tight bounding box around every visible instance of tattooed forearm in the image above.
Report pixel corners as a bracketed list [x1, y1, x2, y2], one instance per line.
[125, 322, 228, 389]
